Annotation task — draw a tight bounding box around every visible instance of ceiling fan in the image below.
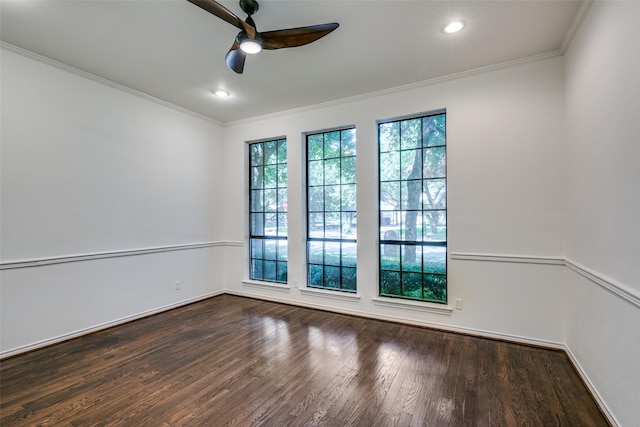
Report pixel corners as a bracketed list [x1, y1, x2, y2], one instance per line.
[187, 0, 339, 74]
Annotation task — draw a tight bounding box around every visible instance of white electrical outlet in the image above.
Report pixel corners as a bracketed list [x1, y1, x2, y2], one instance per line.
[175, 281, 181, 290]
[455, 298, 463, 310]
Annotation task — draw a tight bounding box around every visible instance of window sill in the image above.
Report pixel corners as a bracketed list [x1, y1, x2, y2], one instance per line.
[371, 296, 453, 315]
[242, 280, 291, 292]
[300, 287, 361, 302]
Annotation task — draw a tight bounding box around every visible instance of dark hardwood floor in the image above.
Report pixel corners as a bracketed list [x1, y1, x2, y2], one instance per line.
[1, 295, 608, 426]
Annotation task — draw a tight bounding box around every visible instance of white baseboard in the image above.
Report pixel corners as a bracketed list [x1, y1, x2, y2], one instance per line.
[1, 288, 617, 426]
[227, 289, 619, 424]
[563, 345, 619, 427]
[0, 291, 225, 359]
[225, 289, 565, 350]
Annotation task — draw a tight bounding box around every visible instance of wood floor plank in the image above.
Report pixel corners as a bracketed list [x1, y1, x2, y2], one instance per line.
[1, 295, 610, 426]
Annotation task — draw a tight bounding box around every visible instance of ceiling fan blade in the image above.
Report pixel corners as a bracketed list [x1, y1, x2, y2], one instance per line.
[261, 23, 339, 50]
[187, 0, 255, 35]
[225, 42, 246, 74]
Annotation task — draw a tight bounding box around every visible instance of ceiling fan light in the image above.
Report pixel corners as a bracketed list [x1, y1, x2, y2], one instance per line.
[236, 31, 263, 54]
[240, 39, 262, 54]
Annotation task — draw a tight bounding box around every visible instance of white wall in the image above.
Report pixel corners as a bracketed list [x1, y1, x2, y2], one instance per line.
[564, 1, 640, 425]
[3, 2, 638, 422]
[222, 56, 566, 347]
[0, 46, 226, 356]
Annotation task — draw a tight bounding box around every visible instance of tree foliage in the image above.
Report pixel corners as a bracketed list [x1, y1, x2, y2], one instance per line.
[307, 128, 357, 292]
[307, 129, 356, 239]
[249, 139, 288, 283]
[379, 115, 446, 253]
[379, 113, 447, 302]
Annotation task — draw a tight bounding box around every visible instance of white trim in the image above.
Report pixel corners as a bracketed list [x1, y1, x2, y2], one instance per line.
[3, 42, 562, 128]
[0, 291, 225, 359]
[560, 0, 594, 53]
[450, 252, 564, 265]
[224, 289, 563, 350]
[372, 296, 452, 315]
[224, 240, 244, 248]
[447, 326, 564, 350]
[300, 287, 361, 302]
[242, 280, 291, 292]
[0, 42, 222, 126]
[565, 258, 640, 309]
[225, 50, 562, 127]
[451, 251, 639, 309]
[1, 286, 566, 360]
[564, 345, 620, 427]
[0, 242, 227, 270]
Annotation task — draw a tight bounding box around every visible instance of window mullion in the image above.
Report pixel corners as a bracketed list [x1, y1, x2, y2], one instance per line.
[379, 112, 447, 303]
[306, 128, 357, 293]
[249, 139, 288, 284]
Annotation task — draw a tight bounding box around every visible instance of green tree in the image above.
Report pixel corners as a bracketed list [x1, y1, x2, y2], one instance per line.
[307, 130, 356, 237]
[406, 116, 445, 260]
[379, 115, 445, 262]
[251, 140, 286, 236]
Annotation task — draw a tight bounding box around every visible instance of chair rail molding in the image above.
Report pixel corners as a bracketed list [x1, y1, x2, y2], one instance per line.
[450, 251, 564, 265]
[0, 241, 226, 270]
[564, 257, 639, 309]
[451, 251, 639, 309]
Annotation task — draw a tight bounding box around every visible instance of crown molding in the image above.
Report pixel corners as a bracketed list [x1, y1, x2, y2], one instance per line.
[0, 41, 223, 127]
[560, 0, 594, 53]
[224, 50, 563, 127]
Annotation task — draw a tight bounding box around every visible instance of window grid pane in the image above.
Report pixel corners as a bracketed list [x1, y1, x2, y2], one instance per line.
[379, 112, 447, 303]
[249, 139, 288, 284]
[307, 128, 357, 292]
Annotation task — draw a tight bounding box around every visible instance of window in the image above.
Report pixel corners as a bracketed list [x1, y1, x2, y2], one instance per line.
[249, 139, 288, 283]
[306, 128, 357, 292]
[379, 111, 447, 303]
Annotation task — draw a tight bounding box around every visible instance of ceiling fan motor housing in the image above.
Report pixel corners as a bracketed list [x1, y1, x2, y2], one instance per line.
[240, 0, 259, 16]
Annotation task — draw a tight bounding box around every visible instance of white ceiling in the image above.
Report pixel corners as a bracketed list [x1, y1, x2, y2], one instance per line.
[1, 0, 585, 124]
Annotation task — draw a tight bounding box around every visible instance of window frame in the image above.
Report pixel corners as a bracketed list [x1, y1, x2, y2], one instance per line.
[378, 110, 448, 304]
[248, 138, 288, 284]
[305, 127, 357, 293]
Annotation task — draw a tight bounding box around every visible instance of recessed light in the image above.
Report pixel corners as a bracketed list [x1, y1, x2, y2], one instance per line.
[443, 21, 465, 34]
[211, 89, 230, 98]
